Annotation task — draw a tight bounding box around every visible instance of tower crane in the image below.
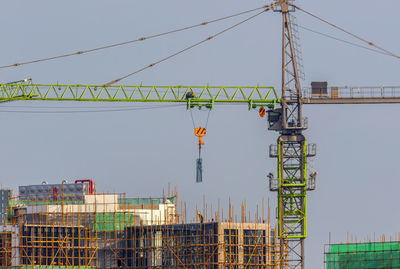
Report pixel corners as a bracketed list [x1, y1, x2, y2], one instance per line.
[1, 0, 399, 268]
[3, 82, 400, 269]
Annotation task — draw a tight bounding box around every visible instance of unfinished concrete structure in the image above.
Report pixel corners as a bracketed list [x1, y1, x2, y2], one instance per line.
[0, 180, 287, 268]
[125, 222, 284, 269]
[0, 189, 12, 225]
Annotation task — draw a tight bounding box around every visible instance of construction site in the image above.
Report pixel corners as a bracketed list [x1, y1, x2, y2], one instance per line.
[1, 0, 400, 268]
[0, 180, 287, 268]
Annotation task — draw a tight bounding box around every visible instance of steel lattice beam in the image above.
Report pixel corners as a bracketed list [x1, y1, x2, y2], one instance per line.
[274, 135, 307, 269]
[0, 83, 279, 110]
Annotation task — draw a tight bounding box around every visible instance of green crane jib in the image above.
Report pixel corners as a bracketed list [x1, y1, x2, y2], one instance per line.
[0, 83, 280, 110]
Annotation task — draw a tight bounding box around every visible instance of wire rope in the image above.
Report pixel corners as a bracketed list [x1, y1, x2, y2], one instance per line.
[205, 109, 211, 128]
[104, 6, 274, 86]
[190, 109, 196, 129]
[189, 107, 211, 128]
[297, 24, 392, 57]
[0, 5, 273, 69]
[292, 4, 400, 59]
[0, 104, 185, 114]
[0, 104, 180, 109]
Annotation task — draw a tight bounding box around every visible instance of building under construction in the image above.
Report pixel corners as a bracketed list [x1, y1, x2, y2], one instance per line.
[0, 180, 287, 268]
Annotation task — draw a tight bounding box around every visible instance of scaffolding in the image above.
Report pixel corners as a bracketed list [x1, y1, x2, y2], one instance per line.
[124, 222, 287, 269]
[325, 241, 400, 269]
[0, 182, 288, 269]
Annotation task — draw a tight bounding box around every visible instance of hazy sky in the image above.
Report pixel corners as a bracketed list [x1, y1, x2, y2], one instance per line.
[1, 0, 399, 268]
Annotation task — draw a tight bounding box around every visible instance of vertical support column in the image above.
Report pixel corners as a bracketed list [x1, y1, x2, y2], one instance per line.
[270, 133, 316, 269]
[11, 228, 20, 266]
[269, 1, 312, 268]
[277, 134, 306, 269]
[238, 224, 244, 269]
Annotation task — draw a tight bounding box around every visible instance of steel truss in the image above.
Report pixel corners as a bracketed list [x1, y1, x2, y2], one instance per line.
[0, 83, 279, 110]
[278, 135, 306, 269]
[268, 1, 316, 269]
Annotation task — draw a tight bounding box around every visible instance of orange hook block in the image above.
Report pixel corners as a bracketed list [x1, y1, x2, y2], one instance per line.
[194, 126, 206, 145]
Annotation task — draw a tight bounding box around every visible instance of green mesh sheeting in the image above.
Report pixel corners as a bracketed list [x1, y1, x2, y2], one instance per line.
[9, 196, 174, 207]
[94, 213, 134, 232]
[326, 242, 400, 269]
[119, 196, 175, 205]
[8, 200, 83, 207]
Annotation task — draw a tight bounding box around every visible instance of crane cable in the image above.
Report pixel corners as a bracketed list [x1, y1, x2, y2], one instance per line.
[297, 25, 393, 57]
[292, 4, 400, 59]
[104, 4, 277, 86]
[0, 4, 274, 70]
[189, 108, 211, 129]
[0, 104, 185, 114]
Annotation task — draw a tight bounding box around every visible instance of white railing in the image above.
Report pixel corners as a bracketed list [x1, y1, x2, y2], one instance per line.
[302, 86, 400, 99]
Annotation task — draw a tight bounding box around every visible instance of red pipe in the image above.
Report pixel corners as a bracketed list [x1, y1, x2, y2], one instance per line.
[53, 186, 57, 201]
[75, 179, 94, 194]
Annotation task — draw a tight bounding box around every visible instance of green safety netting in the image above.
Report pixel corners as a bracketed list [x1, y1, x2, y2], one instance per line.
[118, 196, 175, 205]
[8, 197, 174, 207]
[8, 200, 83, 207]
[0, 267, 95, 269]
[326, 242, 400, 269]
[94, 213, 134, 232]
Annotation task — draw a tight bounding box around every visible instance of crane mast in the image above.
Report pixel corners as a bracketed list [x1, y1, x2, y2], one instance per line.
[268, 1, 316, 269]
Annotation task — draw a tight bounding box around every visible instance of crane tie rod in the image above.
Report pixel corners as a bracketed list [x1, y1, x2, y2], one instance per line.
[104, 3, 277, 86]
[0, 4, 274, 69]
[297, 25, 393, 57]
[291, 4, 400, 59]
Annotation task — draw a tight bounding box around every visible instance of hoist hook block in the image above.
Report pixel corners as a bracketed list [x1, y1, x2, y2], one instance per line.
[195, 126, 206, 145]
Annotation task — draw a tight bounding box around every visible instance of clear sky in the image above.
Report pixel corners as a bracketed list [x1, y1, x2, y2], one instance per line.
[1, 0, 399, 268]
